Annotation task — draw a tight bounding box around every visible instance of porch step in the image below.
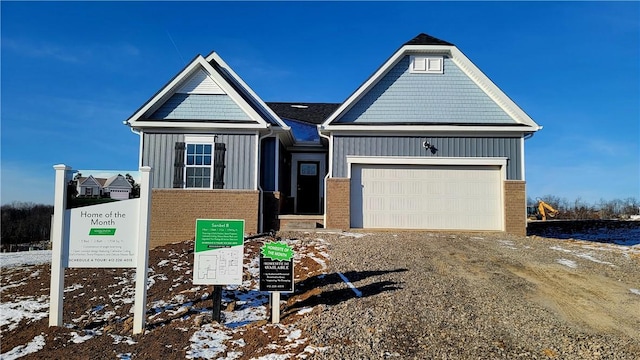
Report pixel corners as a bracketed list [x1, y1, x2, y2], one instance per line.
[278, 215, 324, 230]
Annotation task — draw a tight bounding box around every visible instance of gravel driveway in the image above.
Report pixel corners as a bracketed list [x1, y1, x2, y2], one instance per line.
[292, 231, 640, 359]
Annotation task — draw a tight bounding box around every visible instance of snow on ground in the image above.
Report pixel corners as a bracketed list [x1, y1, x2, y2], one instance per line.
[0, 250, 52, 268]
[0, 237, 330, 359]
[1, 226, 637, 359]
[0, 334, 46, 360]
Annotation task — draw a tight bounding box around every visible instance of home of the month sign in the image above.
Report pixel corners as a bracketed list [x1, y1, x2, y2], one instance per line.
[259, 241, 294, 323]
[68, 200, 138, 267]
[49, 165, 152, 335]
[193, 219, 245, 285]
[259, 241, 295, 292]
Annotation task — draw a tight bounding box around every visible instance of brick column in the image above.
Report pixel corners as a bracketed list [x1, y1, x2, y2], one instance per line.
[325, 178, 350, 230]
[504, 181, 526, 236]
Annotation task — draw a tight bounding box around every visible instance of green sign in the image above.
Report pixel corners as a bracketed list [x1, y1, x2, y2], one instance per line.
[195, 219, 244, 253]
[193, 219, 245, 286]
[89, 228, 116, 236]
[261, 241, 294, 261]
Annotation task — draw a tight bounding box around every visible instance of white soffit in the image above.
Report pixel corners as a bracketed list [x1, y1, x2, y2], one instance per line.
[206, 52, 290, 131]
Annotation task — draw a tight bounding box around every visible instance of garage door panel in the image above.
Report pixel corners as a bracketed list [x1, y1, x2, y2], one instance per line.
[351, 164, 502, 230]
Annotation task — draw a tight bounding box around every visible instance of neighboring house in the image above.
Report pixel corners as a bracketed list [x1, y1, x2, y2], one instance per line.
[76, 174, 132, 200]
[125, 33, 541, 248]
[77, 175, 104, 197]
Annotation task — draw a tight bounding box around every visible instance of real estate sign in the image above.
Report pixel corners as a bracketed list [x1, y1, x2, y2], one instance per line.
[259, 241, 294, 293]
[68, 199, 139, 268]
[67, 170, 142, 268]
[193, 219, 245, 285]
[49, 165, 152, 335]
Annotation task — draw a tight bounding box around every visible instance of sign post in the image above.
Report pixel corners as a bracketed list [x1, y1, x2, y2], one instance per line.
[133, 167, 152, 334]
[259, 241, 295, 323]
[193, 219, 245, 323]
[49, 165, 72, 327]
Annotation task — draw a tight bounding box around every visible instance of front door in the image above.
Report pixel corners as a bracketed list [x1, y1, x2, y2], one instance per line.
[296, 161, 320, 213]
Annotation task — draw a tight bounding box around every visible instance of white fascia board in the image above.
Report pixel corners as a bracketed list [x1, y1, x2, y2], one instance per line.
[321, 43, 542, 132]
[126, 56, 209, 125]
[321, 124, 537, 135]
[321, 45, 455, 128]
[449, 47, 541, 131]
[346, 156, 508, 179]
[321, 47, 412, 127]
[127, 121, 267, 130]
[127, 55, 270, 129]
[206, 52, 291, 131]
[198, 57, 270, 128]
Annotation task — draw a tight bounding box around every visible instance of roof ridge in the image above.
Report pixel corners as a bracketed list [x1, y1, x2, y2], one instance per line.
[403, 33, 454, 46]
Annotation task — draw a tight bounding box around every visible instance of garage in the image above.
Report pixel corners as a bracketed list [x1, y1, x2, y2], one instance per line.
[350, 162, 504, 230]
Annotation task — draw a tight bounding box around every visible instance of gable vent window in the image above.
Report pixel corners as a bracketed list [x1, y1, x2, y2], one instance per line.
[410, 56, 444, 74]
[173, 137, 225, 189]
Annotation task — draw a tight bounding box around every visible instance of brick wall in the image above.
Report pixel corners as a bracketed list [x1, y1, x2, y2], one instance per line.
[504, 180, 526, 236]
[149, 189, 259, 248]
[325, 178, 350, 230]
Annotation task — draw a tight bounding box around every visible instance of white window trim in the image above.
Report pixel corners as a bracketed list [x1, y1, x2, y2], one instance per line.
[410, 55, 444, 74]
[184, 136, 216, 189]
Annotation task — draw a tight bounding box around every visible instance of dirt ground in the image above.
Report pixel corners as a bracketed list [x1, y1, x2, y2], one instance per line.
[1, 224, 639, 359]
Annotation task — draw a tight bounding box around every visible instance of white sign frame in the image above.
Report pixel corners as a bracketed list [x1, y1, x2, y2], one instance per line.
[49, 165, 152, 335]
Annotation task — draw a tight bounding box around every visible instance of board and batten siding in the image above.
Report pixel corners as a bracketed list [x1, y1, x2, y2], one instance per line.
[142, 132, 257, 189]
[332, 136, 522, 180]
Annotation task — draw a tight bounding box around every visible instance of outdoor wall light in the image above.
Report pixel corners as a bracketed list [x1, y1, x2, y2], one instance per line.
[423, 141, 438, 154]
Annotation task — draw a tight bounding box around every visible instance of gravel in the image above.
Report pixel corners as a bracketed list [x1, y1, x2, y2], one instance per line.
[292, 231, 640, 359]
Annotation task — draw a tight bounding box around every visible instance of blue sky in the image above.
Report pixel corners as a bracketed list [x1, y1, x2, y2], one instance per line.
[1, 1, 638, 206]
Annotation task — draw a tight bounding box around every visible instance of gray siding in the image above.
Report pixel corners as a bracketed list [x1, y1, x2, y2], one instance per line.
[142, 132, 257, 189]
[337, 56, 516, 124]
[332, 136, 522, 180]
[260, 137, 276, 191]
[149, 94, 252, 121]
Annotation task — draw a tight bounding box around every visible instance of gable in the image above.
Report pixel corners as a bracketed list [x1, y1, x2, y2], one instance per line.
[104, 175, 132, 189]
[78, 176, 101, 188]
[126, 55, 286, 130]
[147, 94, 252, 121]
[336, 55, 516, 125]
[322, 34, 541, 133]
[176, 69, 225, 94]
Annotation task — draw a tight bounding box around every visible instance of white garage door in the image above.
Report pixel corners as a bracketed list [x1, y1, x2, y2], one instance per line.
[350, 164, 503, 230]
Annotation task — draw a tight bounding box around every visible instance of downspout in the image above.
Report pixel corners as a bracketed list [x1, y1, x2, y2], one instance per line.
[257, 125, 273, 233]
[318, 126, 332, 229]
[131, 127, 144, 168]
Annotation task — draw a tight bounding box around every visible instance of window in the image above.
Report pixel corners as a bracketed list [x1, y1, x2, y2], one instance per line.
[185, 144, 212, 188]
[410, 56, 444, 74]
[173, 139, 226, 189]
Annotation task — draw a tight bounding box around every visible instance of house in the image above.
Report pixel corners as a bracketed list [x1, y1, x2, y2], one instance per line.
[76, 174, 133, 199]
[125, 33, 541, 248]
[77, 175, 104, 197]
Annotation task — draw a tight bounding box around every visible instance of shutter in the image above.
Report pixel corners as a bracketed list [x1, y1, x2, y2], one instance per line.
[173, 142, 186, 188]
[213, 143, 226, 189]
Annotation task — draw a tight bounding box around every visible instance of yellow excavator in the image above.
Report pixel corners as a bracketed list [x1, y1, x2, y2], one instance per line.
[528, 199, 559, 221]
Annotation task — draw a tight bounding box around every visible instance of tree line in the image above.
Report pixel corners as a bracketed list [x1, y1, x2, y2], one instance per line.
[1, 202, 54, 250]
[528, 196, 640, 220]
[1, 197, 638, 251]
